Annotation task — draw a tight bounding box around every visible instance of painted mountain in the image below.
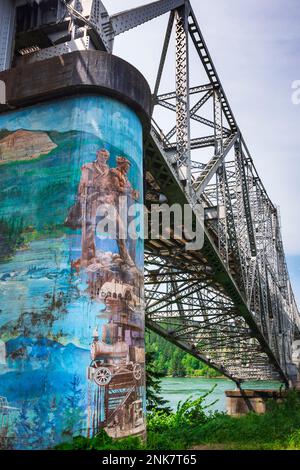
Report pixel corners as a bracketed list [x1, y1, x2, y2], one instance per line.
[0, 129, 57, 164]
[1, 336, 90, 401]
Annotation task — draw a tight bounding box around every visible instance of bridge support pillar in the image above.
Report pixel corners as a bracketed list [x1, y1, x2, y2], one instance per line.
[0, 51, 151, 449]
[291, 340, 300, 389]
[225, 389, 287, 416]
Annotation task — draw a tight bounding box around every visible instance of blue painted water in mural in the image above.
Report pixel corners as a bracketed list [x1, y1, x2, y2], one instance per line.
[0, 95, 145, 449]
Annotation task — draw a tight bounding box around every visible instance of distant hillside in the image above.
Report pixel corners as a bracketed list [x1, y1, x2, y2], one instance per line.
[146, 330, 221, 378]
[48, 129, 102, 146]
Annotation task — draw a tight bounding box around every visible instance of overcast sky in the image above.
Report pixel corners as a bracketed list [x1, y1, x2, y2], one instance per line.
[105, 0, 300, 302]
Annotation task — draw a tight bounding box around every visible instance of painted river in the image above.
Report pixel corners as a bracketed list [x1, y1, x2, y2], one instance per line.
[160, 377, 282, 412]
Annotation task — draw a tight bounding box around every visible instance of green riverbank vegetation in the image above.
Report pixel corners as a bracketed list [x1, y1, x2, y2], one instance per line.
[56, 346, 300, 451]
[56, 389, 300, 450]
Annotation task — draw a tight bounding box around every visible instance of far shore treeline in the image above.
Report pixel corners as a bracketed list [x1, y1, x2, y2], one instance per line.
[146, 331, 221, 378]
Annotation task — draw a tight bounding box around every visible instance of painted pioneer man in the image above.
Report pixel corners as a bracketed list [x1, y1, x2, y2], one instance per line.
[79, 149, 111, 193]
[110, 157, 139, 267]
[66, 151, 140, 269]
[80, 149, 117, 266]
[66, 149, 113, 266]
[110, 156, 139, 201]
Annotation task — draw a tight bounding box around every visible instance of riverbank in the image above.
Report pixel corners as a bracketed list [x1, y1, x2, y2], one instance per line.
[186, 391, 300, 450]
[160, 377, 281, 412]
[164, 374, 225, 379]
[56, 390, 300, 450]
[152, 388, 300, 450]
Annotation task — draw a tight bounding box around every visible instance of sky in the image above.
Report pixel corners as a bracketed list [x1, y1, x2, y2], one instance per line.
[103, 0, 300, 304]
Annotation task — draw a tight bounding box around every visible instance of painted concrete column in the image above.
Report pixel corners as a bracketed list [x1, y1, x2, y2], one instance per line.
[0, 51, 151, 449]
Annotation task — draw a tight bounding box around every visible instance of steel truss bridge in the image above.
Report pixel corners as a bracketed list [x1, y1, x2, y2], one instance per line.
[1, 0, 300, 387]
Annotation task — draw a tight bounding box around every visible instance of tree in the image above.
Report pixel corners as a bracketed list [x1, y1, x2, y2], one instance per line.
[15, 400, 32, 449]
[146, 350, 171, 412]
[168, 348, 186, 377]
[181, 354, 202, 375]
[27, 374, 59, 449]
[146, 330, 222, 378]
[63, 374, 85, 438]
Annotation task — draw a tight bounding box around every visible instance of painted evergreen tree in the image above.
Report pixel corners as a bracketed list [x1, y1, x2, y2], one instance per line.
[15, 400, 32, 448]
[29, 375, 56, 449]
[62, 374, 85, 438]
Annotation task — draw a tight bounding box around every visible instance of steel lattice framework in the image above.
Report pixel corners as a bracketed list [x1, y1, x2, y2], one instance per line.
[1, 0, 300, 387]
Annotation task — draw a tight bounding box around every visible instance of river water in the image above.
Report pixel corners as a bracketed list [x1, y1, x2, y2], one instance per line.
[160, 377, 282, 412]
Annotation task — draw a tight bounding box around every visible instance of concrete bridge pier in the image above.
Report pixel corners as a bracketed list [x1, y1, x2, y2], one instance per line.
[225, 389, 287, 416]
[226, 340, 300, 416]
[291, 340, 300, 389]
[0, 50, 151, 449]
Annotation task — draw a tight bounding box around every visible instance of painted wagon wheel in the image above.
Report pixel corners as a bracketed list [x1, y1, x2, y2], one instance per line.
[133, 363, 142, 381]
[94, 367, 112, 386]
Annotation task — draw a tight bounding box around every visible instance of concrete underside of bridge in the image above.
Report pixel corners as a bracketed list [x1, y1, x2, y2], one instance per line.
[0, 50, 152, 122]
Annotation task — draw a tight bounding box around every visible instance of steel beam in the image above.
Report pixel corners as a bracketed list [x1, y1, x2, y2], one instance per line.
[111, 0, 184, 36]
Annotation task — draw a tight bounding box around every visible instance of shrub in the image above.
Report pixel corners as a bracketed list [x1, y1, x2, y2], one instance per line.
[55, 390, 300, 450]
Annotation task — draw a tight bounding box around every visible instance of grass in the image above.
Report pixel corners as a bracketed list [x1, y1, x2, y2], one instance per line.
[55, 390, 300, 451]
[190, 391, 300, 450]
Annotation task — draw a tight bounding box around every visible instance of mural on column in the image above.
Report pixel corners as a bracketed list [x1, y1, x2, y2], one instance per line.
[0, 95, 145, 449]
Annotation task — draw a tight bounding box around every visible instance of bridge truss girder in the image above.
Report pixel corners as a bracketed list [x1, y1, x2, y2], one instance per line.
[144, 127, 298, 385]
[110, 0, 299, 385]
[134, 0, 299, 385]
